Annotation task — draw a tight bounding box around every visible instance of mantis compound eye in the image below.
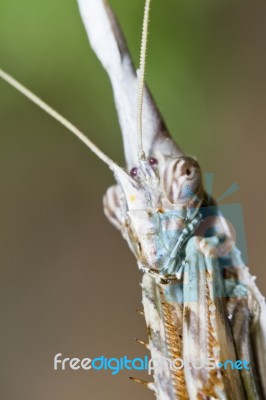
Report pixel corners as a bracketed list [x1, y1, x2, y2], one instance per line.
[130, 167, 138, 178]
[149, 157, 158, 168]
[162, 156, 202, 205]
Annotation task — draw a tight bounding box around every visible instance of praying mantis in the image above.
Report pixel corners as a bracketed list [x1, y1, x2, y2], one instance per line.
[1, 0, 266, 399]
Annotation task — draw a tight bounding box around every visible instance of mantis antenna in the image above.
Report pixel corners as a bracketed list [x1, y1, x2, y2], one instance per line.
[0, 68, 114, 169]
[137, 0, 152, 161]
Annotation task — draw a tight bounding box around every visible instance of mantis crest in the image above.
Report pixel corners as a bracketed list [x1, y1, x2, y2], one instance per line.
[1, 0, 266, 399]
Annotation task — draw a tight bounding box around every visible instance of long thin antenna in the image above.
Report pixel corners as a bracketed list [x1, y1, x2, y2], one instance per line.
[0, 69, 114, 168]
[137, 0, 152, 161]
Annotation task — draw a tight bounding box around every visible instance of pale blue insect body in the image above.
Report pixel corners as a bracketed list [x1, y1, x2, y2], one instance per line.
[155, 187, 249, 307]
[157, 210, 203, 276]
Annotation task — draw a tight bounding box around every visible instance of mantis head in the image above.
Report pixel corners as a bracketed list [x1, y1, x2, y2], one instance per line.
[104, 154, 204, 275]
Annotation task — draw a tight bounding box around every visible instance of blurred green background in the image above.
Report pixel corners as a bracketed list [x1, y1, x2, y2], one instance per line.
[0, 0, 266, 399]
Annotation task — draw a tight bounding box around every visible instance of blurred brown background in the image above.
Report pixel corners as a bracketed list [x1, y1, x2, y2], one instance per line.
[0, 0, 266, 399]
